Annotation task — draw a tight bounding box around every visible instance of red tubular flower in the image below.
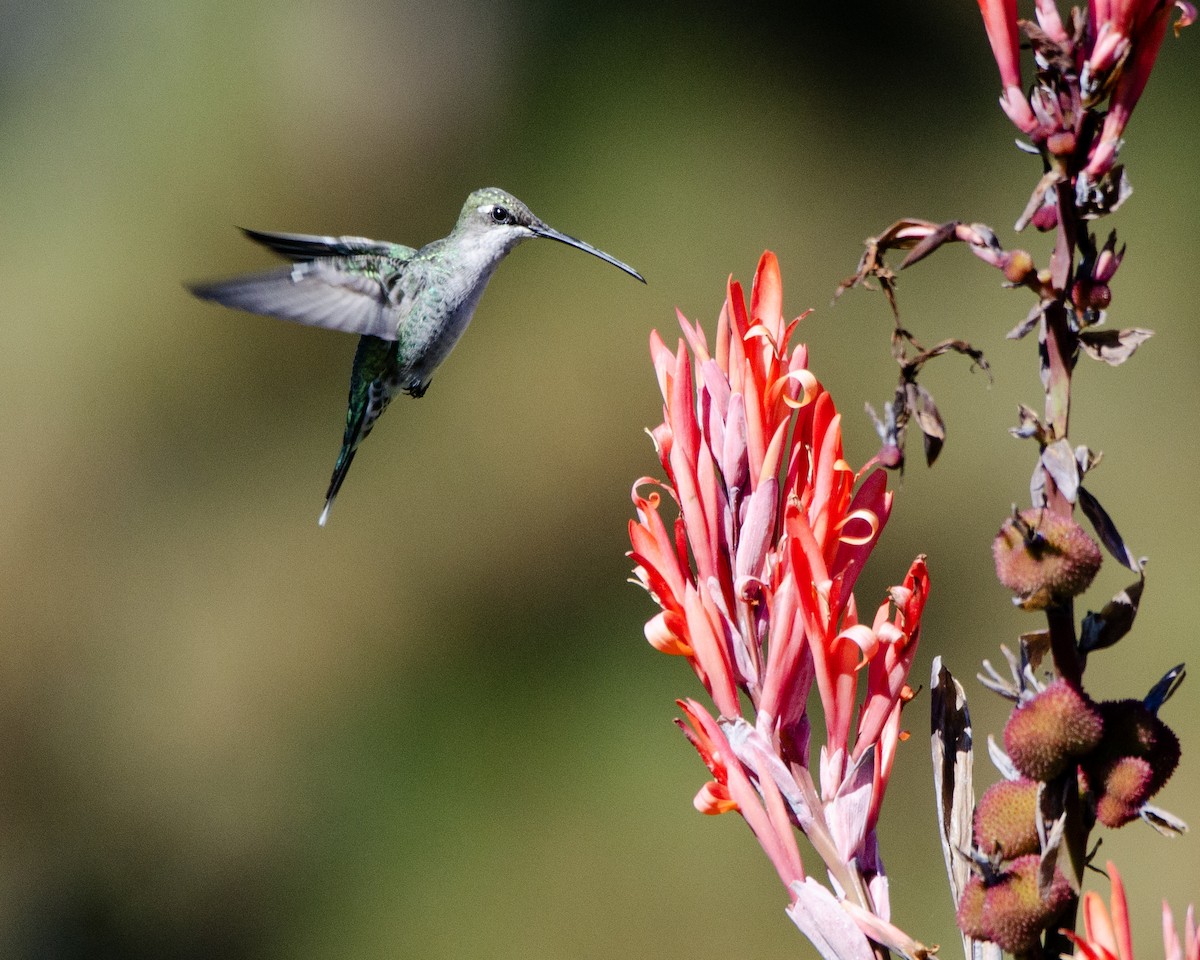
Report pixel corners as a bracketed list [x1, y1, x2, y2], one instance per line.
[977, 0, 1040, 133]
[1085, 0, 1196, 175]
[1163, 902, 1200, 960]
[676, 699, 805, 889]
[630, 254, 930, 955]
[1065, 861, 1200, 960]
[1067, 862, 1135, 960]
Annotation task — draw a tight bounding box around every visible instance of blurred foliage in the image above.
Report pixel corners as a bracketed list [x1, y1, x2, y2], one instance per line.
[1, 1, 1197, 957]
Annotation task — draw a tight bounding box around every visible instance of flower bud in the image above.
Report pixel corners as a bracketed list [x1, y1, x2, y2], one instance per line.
[1003, 250, 1036, 285]
[1031, 200, 1059, 232]
[1004, 680, 1103, 781]
[1046, 130, 1077, 158]
[1071, 279, 1112, 311]
[876, 441, 903, 469]
[974, 779, 1040, 858]
[993, 509, 1102, 610]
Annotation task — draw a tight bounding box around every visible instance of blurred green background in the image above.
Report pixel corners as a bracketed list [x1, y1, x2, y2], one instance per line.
[2, 1, 1197, 957]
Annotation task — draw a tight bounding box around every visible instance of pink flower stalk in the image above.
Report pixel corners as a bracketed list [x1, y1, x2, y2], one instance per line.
[630, 253, 930, 955]
[1065, 861, 1199, 960]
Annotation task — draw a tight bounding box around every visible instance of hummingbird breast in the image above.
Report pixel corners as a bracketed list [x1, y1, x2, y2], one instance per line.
[394, 251, 501, 391]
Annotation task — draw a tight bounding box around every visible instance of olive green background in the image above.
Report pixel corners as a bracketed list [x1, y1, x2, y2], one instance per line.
[1, 1, 1197, 957]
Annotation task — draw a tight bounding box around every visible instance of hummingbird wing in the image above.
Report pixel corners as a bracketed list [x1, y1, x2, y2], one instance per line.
[240, 228, 416, 263]
[189, 257, 410, 340]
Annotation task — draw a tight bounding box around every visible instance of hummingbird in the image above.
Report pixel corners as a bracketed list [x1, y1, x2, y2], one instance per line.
[189, 187, 644, 526]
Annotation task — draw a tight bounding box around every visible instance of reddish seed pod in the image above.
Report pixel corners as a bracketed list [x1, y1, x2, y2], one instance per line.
[1004, 680, 1104, 781]
[974, 779, 1040, 858]
[993, 508, 1102, 610]
[980, 856, 1072, 954]
[1081, 699, 1180, 826]
[956, 875, 989, 940]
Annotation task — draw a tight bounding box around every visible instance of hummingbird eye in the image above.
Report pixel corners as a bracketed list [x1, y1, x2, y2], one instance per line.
[490, 205, 510, 224]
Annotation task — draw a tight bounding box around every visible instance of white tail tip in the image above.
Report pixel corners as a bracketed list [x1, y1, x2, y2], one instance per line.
[318, 502, 332, 527]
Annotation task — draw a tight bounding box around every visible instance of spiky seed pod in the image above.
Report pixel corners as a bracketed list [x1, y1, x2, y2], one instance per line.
[993, 509, 1102, 610]
[980, 855, 1072, 954]
[1004, 680, 1104, 782]
[974, 779, 1040, 859]
[956, 875, 990, 940]
[1090, 756, 1156, 827]
[1081, 699, 1180, 827]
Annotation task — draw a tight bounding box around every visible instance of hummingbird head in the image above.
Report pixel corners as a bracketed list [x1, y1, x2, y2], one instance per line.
[457, 187, 645, 282]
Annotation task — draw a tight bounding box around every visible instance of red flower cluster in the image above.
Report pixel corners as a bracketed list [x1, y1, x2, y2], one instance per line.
[976, 0, 1195, 179]
[629, 253, 929, 957]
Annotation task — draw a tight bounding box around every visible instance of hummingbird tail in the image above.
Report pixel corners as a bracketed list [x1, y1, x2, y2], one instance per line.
[317, 336, 397, 527]
[318, 445, 358, 527]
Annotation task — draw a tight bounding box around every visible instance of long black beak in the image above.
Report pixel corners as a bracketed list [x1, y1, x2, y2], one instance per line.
[531, 224, 646, 283]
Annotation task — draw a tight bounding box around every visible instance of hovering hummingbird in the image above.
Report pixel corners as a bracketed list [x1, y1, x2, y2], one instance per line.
[189, 187, 645, 526]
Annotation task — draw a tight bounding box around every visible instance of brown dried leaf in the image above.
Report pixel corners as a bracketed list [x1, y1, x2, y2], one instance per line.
[901, 221, 962, 269]
[1080, 578, 1144, 653]
[1008, 302, 1046, 340]
[1010, 404, 1045, 442]
[1041, 439, 1080, 503]
[1079, 485, 1140, 570]
[931, 659, 997, 960]
[912, 385, 945, 466]
[1079, 327, 1153, 365]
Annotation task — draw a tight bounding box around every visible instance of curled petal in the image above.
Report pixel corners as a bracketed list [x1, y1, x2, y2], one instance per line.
[694, 780, 737, 815]
[1175, 2, 1197, 34]
[873, 620, 906, 647]
[744, 322, 780, 354]
[834, 623, 880, 668]
[836, 507, 881, 546]
[645, 610, 692, 656]
[781, 369, 821, 409]
[735, 574, 767, 602]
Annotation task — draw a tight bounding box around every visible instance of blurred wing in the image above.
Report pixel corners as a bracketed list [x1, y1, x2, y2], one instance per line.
[240, 228, 416, 262]
[189, 260, 403, 340]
